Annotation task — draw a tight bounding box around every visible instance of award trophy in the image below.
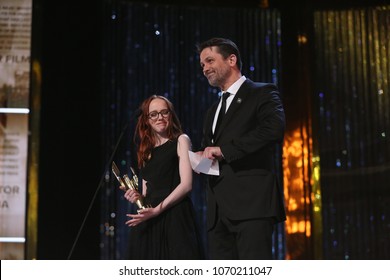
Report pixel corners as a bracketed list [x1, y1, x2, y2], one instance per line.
[111, 161, 148, 210]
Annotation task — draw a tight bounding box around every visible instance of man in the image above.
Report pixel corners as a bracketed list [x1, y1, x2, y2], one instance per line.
[197, 37, 286, 259]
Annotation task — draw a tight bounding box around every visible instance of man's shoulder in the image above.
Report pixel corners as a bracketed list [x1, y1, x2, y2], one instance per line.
[242, 79, 279, 93]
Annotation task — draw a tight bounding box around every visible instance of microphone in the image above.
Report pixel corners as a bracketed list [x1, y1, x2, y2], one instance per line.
[67, 108, 140, 260]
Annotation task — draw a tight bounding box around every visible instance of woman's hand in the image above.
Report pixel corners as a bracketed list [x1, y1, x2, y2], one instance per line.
[125, 207, 160, 227]
[124, 189, 141, 204]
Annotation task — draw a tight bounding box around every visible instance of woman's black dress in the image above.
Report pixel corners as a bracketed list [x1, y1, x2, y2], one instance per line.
[128, 138, 204, 259]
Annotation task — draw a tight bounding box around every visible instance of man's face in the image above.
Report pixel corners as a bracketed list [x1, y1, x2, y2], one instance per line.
[199, 46, 231, 89]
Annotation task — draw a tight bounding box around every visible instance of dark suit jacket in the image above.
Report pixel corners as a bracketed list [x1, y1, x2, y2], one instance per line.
[201, 79, 286, 230]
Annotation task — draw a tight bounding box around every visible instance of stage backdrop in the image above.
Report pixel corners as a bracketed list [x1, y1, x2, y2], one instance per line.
[100, 1, 389, 260]
[0, 0, 32, 260]
[100, 1, 285, 259]
[313, 5, 390, 259]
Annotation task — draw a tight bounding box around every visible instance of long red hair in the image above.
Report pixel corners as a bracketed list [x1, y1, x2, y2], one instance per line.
[134, 95, 183, 168]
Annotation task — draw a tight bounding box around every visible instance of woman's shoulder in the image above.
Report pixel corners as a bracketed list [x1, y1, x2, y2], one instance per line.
[177, 134, 192, 150]
[178, 133, 191, 142]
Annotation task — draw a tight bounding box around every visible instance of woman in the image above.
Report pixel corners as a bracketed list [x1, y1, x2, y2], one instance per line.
[124, 95, 203, 259]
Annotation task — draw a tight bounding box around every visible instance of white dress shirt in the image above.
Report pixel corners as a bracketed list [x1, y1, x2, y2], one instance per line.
[212, 76, 246, 133]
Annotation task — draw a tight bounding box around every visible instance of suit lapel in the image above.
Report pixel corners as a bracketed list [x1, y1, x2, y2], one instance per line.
[206, 102, 218, 144]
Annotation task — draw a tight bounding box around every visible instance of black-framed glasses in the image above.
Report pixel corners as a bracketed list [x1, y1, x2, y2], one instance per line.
[148, 109, 170, 120]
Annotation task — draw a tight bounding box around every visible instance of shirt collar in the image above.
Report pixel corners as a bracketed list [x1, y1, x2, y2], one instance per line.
[225, 75, 246, 95]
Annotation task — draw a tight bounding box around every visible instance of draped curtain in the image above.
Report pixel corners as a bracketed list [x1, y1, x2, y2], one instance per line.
[314, 5, 390, 259]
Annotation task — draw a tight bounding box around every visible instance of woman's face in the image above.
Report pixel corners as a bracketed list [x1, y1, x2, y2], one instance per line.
[147, 98, 170, 136]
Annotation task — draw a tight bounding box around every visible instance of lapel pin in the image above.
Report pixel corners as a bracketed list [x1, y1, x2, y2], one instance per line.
[237, 98, 242, 104]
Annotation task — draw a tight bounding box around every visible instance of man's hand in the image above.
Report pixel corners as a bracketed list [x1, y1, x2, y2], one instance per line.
[203, 146, 223, 160]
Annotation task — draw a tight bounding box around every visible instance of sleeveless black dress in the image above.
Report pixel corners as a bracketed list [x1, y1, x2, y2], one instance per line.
[128, 138, 204, 259]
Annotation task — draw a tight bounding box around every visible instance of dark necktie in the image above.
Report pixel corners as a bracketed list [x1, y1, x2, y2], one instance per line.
[214, 92, 230, 137]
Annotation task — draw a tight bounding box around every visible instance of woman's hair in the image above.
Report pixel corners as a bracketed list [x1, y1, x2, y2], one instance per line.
[134, 95, 182, 168]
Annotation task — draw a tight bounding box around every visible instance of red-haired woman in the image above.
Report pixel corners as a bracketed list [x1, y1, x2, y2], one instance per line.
[123, 95, 203, 259]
